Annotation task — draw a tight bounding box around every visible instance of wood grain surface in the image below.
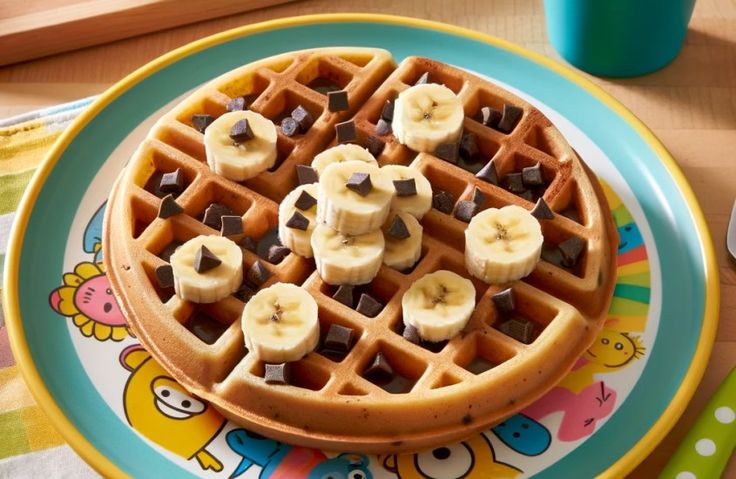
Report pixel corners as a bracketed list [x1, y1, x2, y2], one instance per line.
[1, 0, 734, 476]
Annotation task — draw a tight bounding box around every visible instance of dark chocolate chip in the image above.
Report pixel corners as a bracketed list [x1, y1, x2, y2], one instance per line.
[435, 142, 459, 164]
[365, 135, 385, 157]
[460, 132, 479, 160]
[414, 72, 430, 85]
[522, 162, 544, 187]
[364, 352, 393, 382]
[381, 100, 394, 122]
[503, 173, 525, 193]
[286, 211, 309, 230]
[294, 190, 317, 211]
[235, 281, 257, 302]
[281, 117, 299, 137]
[518, 190, 533, 202]
[296, 164, 319, 185]
[159, 168, 184, 194]
[476, 106, 501, 128]
[393, 178, 417, 197]
[264, 363, 291, 385]
[336, 120, 357, 144]
[239, 236, 257, 252]
[356, 293, 382, 318]
[203, 203, 235, 230]
[220, 215, 243, 237]
[476, 159, 499, 185]
[247, 260, 272, 286]
[158, 194, 183, 219]
[191, 114, 214, 133]
[159, 242, 182, 262]
[155, 264, 174, 289]
[471, 187, 485, 206]
[229, 119, 255, 144]
[324, 324, 354, 353]
[531, 198, 554, 220]
[332, 284, 355, 308]
[188, 312, 227, 345]
[491, 288, 515, 315]
[327, 90, 349, 112]
[346, 172, 372, 197]
[499, 318, 535, 344]
[227, 97, 246, 112]
[291, 105, 314, 132]
[454, 200, 478, 223]
[497, 104, 523, 133]
[267, 245, 290, 264]
[194, 245, 221, 273]
[386, 215, 411, 240]
[375, 118, 392, 136]
[402, 324, 421, 344]
[559, 237, 585, 267]
[432, 190, 455, 214]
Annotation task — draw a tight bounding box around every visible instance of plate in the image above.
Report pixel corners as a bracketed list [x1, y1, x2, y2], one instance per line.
[4, 14, 718, 479]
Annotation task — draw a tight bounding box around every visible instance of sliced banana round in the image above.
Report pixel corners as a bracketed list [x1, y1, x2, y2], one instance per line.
[278, 183, 318, 258]
[204, 110, 277, 181]
[382, 211, 423, 271]
[170, 235, 243, 303]
[381, 164, 433, 219]
[465, 205, 543, 284]
[242, 282, 319, 363]
[392, 83, 464, 153]
[311, 223, 384, 285]
[311, 144, 378, 176]
[402, 270, 476, 342]
[317, 160, 393, 236]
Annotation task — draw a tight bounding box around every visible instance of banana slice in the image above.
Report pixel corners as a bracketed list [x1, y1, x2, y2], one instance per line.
[204, 110, 278, 181]
[465, 205, 543, 284]
[382, 211, 423, 271]
[311, 223, 384, 285]
[317, 160, 393, 235]
[242, 282, 319, 363]
[278, 183, 318, 258]
[402, 270, 476, 342]
[311, 144, 378, 176]
[381, 164, 433, 219]
[392, 83, 464, 153]
[170, 235, 243, 303]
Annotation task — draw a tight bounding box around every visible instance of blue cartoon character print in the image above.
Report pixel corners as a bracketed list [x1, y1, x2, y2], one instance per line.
[492, 413, 551, 456]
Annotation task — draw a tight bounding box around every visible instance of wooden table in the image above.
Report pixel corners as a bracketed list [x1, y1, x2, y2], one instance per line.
[1, 0, 733, 476]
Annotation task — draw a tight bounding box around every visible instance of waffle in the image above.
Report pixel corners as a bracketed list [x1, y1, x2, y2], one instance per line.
[103, 48, 618, 453]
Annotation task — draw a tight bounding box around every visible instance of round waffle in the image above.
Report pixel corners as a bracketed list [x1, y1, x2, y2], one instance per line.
[103, 48, 618, 453]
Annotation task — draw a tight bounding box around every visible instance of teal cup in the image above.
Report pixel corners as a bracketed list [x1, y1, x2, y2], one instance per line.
[543, 0, 696, 77]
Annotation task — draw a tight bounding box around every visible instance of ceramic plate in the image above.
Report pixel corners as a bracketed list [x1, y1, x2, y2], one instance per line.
[4, 14, 718, 479]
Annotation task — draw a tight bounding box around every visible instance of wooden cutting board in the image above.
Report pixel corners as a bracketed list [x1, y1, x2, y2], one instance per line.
[0, 0, 298, 66]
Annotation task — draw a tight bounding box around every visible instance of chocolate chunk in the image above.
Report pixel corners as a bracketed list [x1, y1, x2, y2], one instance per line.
[402, 324, 421, 344]
[522, 162, 544, 187]
[235, 281, 257, 302]
[471, 187, 485, 206]
[336, 120, 357, 143]
[454, 200, 479, 223]
[476, 159, 499, 185]
[531, 198, 554, 220]
[247, 260, 272, 286]
[158, 194, 183, 219]
[332, 284, 355, 308]
[191, 114, 214, 133]
[229, 119, 255, 144]
[264, 363, 291, 385]
[435, 142, 459, 164]
[294, 190, 317, 211]
[324, 324, 354, 353]
[497, 104, 523, 133]
[203, 203, 235, 230]
[281, 117, 299, 137]
[291, 105, 314, 132]
[460, 132, 479, 160]
[286, 211, 309, 230]
[499, 318, 535, 344]
[227, 97, 246, 112]
[327, 90, 349, 112]
[366, 135, 385, 157]
[220, 215, 243, 237]
[381, 100, 394, 122]
[386, 215, 410, 240]
[239, 236, 257, 252]
[188, 312, 227, 345]
[346, 172, 372, 196]
[393, 178, 417, 197]
[364, 352, 393, 382]
[518, 190, 533, 202]
[491, 288, 515, 315]
[194, 245, 221, 273]
[357, 293, 382, 318]
[155, 264, 174, 289]
[503, 173, 525, 193]
[414, 72, 430, 85]
[296, 164, 319, 185]
[559, 237, 585, 267]
[433, 190, 455, 214]
[267, 245, 290, 264]
[375, 118, 392, 136]
[159, 168, 184, 194]
[476, 106, 501, 128]
[159, 241, 182, 262]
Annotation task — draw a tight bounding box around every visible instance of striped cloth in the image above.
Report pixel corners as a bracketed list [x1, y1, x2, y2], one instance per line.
[0, 98, 99, 478]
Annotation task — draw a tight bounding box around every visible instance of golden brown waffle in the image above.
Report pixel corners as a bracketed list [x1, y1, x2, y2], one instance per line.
[104, 48, 618, 453]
